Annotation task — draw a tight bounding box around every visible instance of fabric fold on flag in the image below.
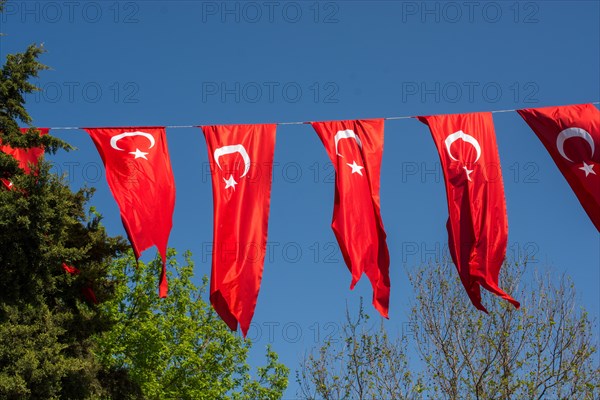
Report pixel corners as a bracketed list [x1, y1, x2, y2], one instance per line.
[517, 104, 600, 231]
[201, 124, 276, 337]
[417, 112, 519, 312]
[311, 119, 391, 318]
[84, 127, 176, 297]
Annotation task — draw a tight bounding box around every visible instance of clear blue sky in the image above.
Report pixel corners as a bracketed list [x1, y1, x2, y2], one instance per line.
[2, 1, 599, 397]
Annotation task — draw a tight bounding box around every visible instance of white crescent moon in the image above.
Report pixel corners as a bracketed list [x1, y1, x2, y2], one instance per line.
[334, 129, 363, 157]
[556, 127, 595, 162]
[213, 144, 251, 178]
[110, 131, 156, 151]
[444, 130, 482, 163]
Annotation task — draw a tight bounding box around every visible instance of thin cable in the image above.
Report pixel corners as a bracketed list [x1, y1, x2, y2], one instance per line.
[43, 101, 600, 131]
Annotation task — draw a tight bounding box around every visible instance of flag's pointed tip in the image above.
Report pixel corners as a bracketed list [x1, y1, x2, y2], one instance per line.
[473, 302, 488, 314]
[349, 273, 364, 290]
[373, 301, 389, 319]
[132, 246, 141, 261]
[158, 283, 168, 298]
[239, 324, 248, 338]
[158, 257, 168, 298]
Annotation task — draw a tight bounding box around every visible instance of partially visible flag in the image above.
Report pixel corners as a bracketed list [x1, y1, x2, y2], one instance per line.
[0, 128, 49, 190]
[62, 263, 98, 305]
[417, 112, 519, 312]
[517, 104, 600, 231]
[311, 119, 390, 318]
[84, 127, 176, 297]
[201, 124, 276, 337]
[62, 263, 80, 275]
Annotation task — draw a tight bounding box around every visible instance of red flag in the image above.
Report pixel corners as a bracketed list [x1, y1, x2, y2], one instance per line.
[517, 104, 600, 231]
[0, 128, 49, 189]
[62, 262, 80, 275]
[311, 119, 390, 318]
[417, 113, 519, 312]
[81, 287, 98, 305]
[84, 127, 175, 297]
[201, 124, 276, 337]
[0, 179, 11, 191]
[62, 263, 98, 304]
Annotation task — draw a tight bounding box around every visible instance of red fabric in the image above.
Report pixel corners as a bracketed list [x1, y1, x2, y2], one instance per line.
[0, 128, 49, 190]
[517, 104, 600, 232]
[201, 124, 276, 337]
[1, 179, 12, 190]
[81, 287, 98, 305]
[311, 119, 390, 318]
[84, 127, 176, 298]
[62, 262, 80, 275]
[62, 263, 98, 304]
[418, 113, 519, 312]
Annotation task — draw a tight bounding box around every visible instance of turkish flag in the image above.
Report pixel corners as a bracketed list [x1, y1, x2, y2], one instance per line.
[417, 113, 519, 312]
[84, 127, 176, 298]
[517, 104, 600, 231]
[0, 128, 49, 190]
[311, 119, 390, 318]
[201, 124, 276, 337]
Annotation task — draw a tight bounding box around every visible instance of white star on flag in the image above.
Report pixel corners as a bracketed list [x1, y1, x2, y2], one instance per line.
[346, 161, 364, 176]
[129, 148, 149, 160]
[579, 162, 596, 177]
[223, 175, 238, 190]
[463, 166, 474, 181]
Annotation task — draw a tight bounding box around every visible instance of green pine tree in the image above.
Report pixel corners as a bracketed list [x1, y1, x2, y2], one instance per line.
[0, 4, 139, 396]
[1, 5, 289, 397]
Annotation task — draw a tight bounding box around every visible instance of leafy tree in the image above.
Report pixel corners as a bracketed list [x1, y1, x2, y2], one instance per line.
[296, 300, 422, 400]
[409, 261, 599, 399]
[297, 261, 599, 399]
[94, 249, 290, 399]
[0, 7, 139, 397]
[1, 6, 289, 397]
